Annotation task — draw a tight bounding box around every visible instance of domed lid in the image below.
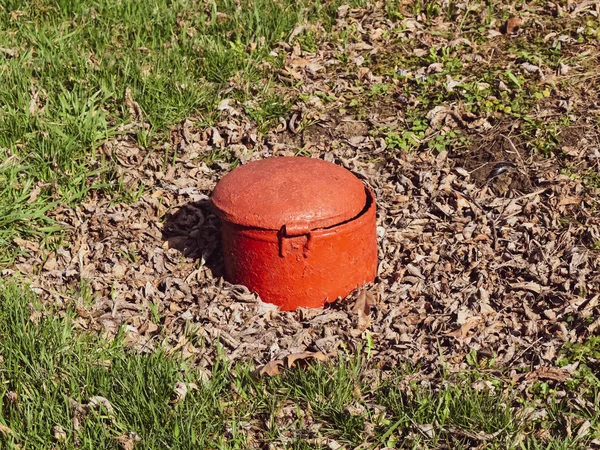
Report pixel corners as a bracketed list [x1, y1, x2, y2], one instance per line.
[211, 157, 367, 232]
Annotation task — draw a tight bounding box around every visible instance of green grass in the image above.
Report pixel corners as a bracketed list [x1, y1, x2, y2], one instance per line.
[2, 1, 600, 447]
[0, 282, 598, 449]
[0, 0, 345, 265]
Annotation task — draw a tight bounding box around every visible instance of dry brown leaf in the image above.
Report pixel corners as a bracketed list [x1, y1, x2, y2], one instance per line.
[115, 432, 142, 450]
[139, 320, 159, 335]
[27, 184, 43, 203]
[28, 87, 46, 117]
[253, 352, 327, 378]
[446, 317, 481, 338]
[345, 403, 366, 417]
[52, 424, 67, 441]
[455, 192, 471, 210]
[576, 420, 591, 440]
[43, 257, 58, 271]
[288, 25, 306, 43]
[0, 47, 18, 57]
[328, 439, 344, 449]
[211, 127, 224, 147]
[170, 381, 188, 405]
[124, 87, 143, 121]
[13, 238, 40, 253]
[337, 4, 349, 18]
[282, 66, 303, 80]
[255, 360, 284, 377]
[558, 196, 581, 206]
[88, 396, 115, 416]
[511, 282, 543, 294]
[5, 391, 18, 408]
[91, 360, 112, 369]
[0, 423, 13, 435]
[448, 426, 503, 441]
[352, 289, 376, 330]
[112, 263, 127, 278]
[285, 351, 328, 368]
[288, 57, 310, 68]
[528, 367, 571, 382]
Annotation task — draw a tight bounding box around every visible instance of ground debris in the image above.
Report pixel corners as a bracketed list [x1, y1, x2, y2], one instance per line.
[7, 0, 600, 392]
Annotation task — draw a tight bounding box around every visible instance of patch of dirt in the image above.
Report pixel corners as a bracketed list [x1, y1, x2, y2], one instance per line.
[557, 123, 600, 173]
[454, 128, 539, 195]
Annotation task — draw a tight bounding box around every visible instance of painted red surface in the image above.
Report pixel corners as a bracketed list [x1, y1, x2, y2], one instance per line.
[212, 157, 368, 231]
[211, 157, 378, 311]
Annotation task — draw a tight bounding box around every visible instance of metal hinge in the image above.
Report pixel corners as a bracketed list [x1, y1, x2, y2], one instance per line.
[278, 223, 312, 258]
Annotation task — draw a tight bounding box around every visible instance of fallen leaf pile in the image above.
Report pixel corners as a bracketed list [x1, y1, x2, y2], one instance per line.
[3, 1, 600, 390]
[8, 122, 598, 384]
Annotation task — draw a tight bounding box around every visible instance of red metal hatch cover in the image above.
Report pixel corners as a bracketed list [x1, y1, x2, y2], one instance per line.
[211, 157, 367, 232]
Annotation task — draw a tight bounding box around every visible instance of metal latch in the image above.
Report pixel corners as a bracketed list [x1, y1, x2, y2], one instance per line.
[278, 222, 312, 258]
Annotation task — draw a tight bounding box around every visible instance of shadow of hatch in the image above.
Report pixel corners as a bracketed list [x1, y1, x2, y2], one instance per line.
[161, 200, 225, 277]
